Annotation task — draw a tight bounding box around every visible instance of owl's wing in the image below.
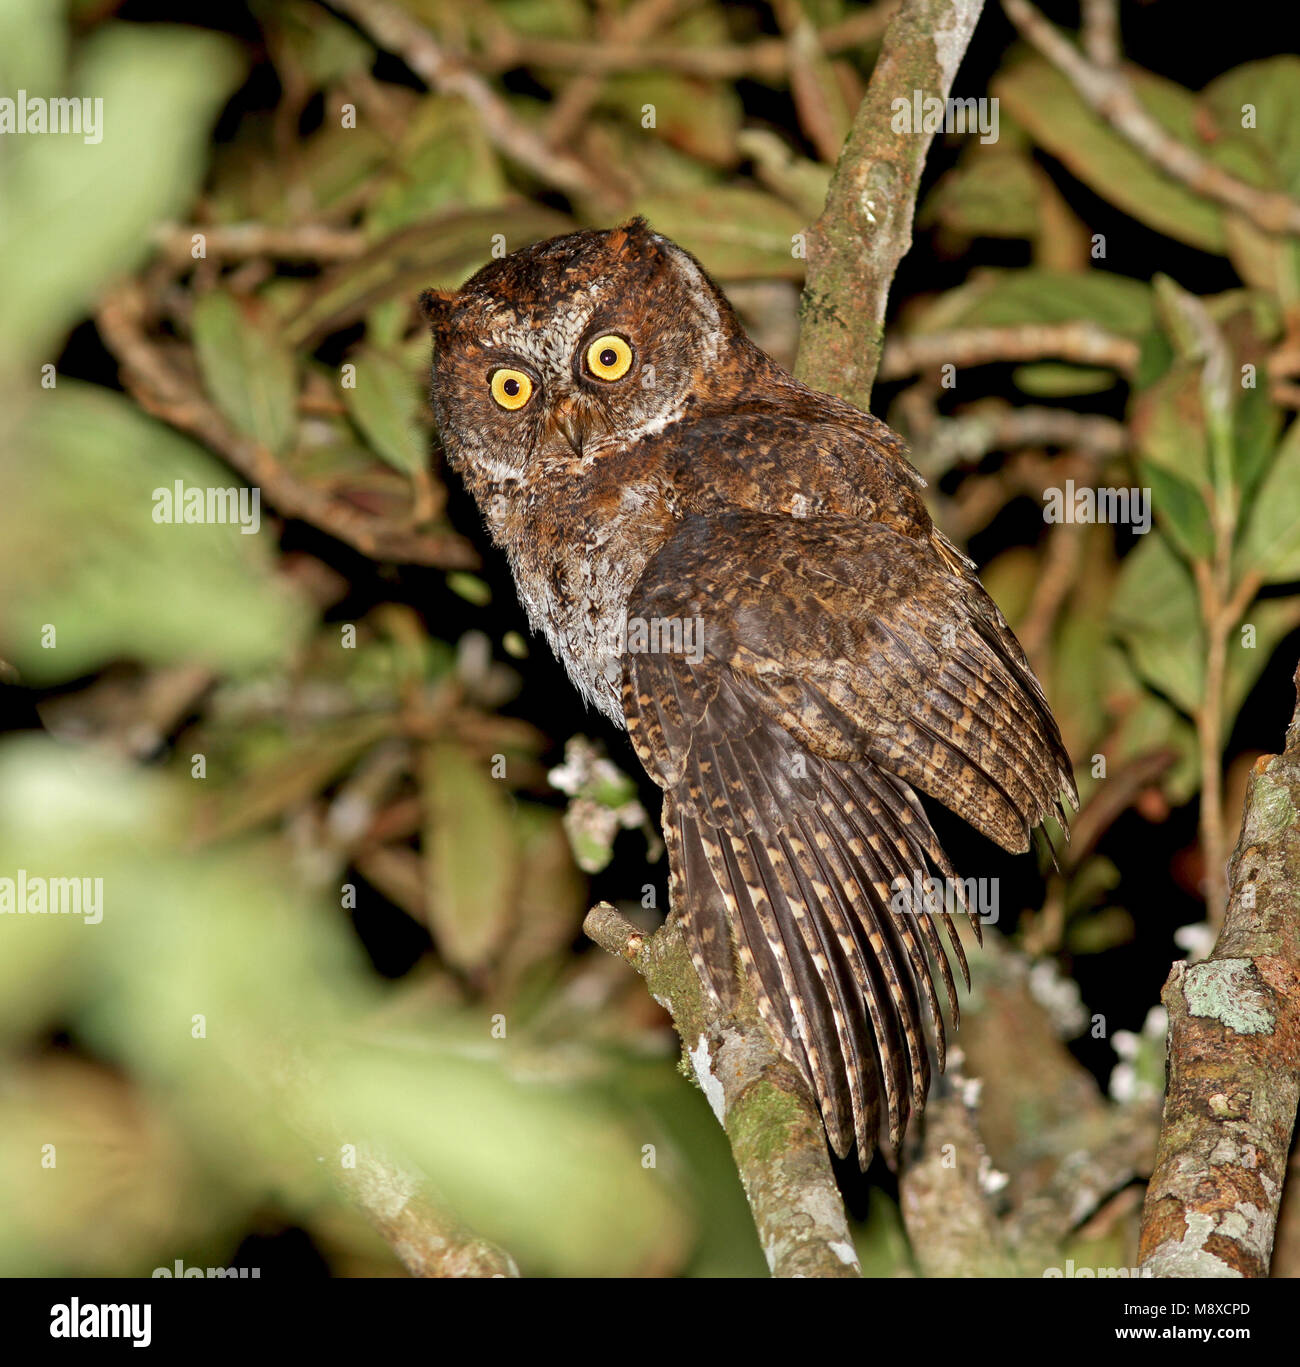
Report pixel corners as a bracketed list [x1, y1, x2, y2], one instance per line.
[622, 511, 1076, 1162]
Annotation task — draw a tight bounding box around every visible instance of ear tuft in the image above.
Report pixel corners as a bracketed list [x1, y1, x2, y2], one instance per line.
[418, 288, 459, 333]
[608, 215, 652, 257]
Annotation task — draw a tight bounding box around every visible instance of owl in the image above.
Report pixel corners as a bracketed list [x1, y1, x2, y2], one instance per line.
[420, 217, 1077, 1166]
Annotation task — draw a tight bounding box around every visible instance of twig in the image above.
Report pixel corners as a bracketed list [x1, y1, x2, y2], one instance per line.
[153, 221, 367, 264]
[1003, 0, 1300, 238]
[327, 0, 618, 212]
[1079, 0, 1119, 69]
[96, 283, 479, 569]
[899, 1083, 1018, 1275]
[583, 903, 861, 1278]
[542, 0, 680, 149]
[337, 1149, 520, 1277]
[879, 321, 1140, 382]
[795, 0, 987, 408]
[1016, 513, 1085, 672]
[772, 0, 853, 164]
[1138, 659, 1300, 1277]
[472, 5, 899, 81]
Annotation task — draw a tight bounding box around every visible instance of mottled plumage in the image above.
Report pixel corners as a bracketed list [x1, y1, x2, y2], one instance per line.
[422, 218, 1077, 1165]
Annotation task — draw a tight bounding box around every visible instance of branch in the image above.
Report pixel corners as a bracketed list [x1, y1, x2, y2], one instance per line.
[583, 903, 861, 1278]
[327, 0, 619, 213]
[472, 6, 899, 82]
[1138, 659, 1300, 1277]
[796, 0, 987, 409]
[1003, 0, 1300, 238]
[336, 1148, 520, 1278]
[153, 221, 368, 263]
[879, 321, 1140, 381]
[96, 283, 479, 570]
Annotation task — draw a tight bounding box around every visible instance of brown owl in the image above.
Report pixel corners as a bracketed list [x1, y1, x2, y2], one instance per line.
[421, 217, 1077, 1166]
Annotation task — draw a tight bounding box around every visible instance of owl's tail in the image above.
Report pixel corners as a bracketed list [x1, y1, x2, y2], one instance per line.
[664, 728, 983, 1167]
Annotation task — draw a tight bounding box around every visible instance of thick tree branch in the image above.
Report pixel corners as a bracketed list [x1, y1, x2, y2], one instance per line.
[796, 0, 986, 408]
[584, 903, 861, 1278]
[1138, 660, 1300, 1277]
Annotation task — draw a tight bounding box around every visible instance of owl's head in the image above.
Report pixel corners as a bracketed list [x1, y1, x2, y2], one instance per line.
[421, 219, 751, 489]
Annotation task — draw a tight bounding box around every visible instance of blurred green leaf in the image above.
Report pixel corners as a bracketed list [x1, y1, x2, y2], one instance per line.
[422, 741, 517, 972]
[1110, 530, 1203, 716]
[994, 58, 1226, 253]
[1236, 418, 1300, 583]
[634, 187, 807, 279]
[601, 72, 743, 167]
[0, 383, 309, 685]
[365, 96, 508, 239]
[1129, 357, 1209, 485]
[282, 206, 573, 349]
[915, 268, 1154, 336]
[1139, 460, 1214, 561]
[192, 293, 298, 456]
[1013, 362, 1117, 396]
[0, 22, 243, 377]
[342, 347, 427, 475]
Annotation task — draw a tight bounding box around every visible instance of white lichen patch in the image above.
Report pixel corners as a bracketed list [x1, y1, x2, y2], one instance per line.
[1184, 959, 1274, 1035]
[931, 1, 983, 93]
[689, 1034, 726, 1124]
[829, 1240, 859, 1267]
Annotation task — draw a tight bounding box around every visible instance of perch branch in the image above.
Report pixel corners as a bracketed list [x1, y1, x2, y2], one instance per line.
[1138, 659, 1300, 1277]
[796, 0, 987, 409]
[584, 903, 861, 1278]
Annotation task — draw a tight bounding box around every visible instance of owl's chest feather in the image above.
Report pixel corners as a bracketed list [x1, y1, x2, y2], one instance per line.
[496, 469, 677, 724]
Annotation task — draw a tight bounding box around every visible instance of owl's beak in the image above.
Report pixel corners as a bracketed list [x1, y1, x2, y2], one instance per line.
[549, 397, 586, 457]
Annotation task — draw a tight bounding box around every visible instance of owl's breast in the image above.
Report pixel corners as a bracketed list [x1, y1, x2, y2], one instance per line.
[504, 473, 676, 726]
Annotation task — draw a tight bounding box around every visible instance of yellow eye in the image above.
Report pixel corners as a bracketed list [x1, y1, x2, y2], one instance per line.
[585, 334, 633, 382]
[490, 368, 533, 411]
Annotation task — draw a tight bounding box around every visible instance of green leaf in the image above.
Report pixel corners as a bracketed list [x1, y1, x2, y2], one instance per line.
[601, 72, 743, 167]
[1129, 357, 1209, 485]
[1236, 419, 1300, 582]
[993, 58, 1227, 253]
[914, 267, 1154, 337]
[1109, 531, 1203, 716]
[1199, 58, 1300, 200]
[422, 742, 517, 972]
[0, 383, 309, 685]
[633, 187, 807, 279]
[0, 22, 244, 378]
[192, 293, 298, 456]
[342, 348, 427, 475]
[1140, 460, 1214, 561]
[1013, 362, 1117, 396]
[923, 143, 1041, 240]
[1226, 596, 1300, 715]
[365, 96, 507, 239]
